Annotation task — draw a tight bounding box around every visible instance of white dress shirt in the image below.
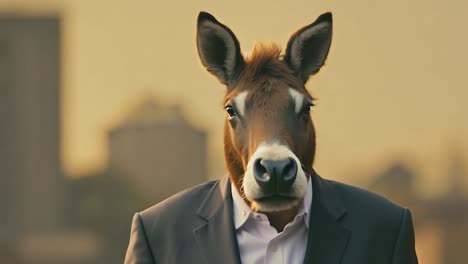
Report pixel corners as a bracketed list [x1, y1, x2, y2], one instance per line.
[231, 179, 313, 264]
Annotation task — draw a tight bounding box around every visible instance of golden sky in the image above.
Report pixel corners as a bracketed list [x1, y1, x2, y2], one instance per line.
[2, 0, 467, 194]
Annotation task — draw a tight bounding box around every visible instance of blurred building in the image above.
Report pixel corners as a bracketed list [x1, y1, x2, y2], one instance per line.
[368, 152, 468, 264]
[0, 16, 208, 262]
[66, 99, 208, 263]
[0, 15, 64, 259]
[108, 99, 207, 202]
[0, 15, 63, 237]
[0, 16, 101, 264]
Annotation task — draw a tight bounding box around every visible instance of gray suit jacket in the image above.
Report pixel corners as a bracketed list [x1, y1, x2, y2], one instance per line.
[124, 172, 418, 264]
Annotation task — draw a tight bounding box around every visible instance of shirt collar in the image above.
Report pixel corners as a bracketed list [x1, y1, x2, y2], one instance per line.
[231, 177, 313, 230]
[231, 183, 253, 229]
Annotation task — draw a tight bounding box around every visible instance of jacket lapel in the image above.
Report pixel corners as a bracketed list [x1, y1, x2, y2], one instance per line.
[192, 173, 349, 264]
[193, 176, 242, 264]
[303, 171, 351, 264]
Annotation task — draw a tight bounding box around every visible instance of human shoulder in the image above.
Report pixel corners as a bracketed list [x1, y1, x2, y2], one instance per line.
[138, 179, 219, 227]
[323, 179, 416, 260]
[326, 179, 406, 225]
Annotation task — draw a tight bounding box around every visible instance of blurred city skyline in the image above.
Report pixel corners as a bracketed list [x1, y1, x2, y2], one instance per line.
[1, 0, 467, 197]
[1, 4, 467, 261]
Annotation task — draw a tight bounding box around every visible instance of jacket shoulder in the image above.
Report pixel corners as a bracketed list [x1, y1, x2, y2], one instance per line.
[138, 180, 218, 228]
[327, 179, 406, 223]
[323, 180, 417, 261]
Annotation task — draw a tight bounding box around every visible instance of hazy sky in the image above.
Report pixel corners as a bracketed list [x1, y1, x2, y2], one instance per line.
[2, 0, 467, 194]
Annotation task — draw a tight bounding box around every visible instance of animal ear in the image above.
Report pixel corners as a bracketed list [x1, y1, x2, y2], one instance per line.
[284, 12, 333, 83]
[197, 12, 245, 88]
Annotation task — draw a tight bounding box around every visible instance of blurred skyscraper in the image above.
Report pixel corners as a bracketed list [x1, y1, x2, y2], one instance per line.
[1, 16, 65, 258]
[1, 16, 102, 264]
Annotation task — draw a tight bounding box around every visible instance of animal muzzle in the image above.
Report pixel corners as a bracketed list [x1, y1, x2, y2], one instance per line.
[253, 157, 297, 194]
[242, 142, 308, 212]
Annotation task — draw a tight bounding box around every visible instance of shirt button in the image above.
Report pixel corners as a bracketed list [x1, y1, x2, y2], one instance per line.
[242, 210, 246, 216]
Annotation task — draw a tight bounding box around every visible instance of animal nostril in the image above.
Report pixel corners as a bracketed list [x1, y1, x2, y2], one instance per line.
[282, 158, 297, 186]
[253, 158, 269, 182]
[253, 158, 274, 193]
[254, 158, 297, 193]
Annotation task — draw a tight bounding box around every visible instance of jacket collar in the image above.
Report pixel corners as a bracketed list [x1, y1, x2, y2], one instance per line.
[303, 170, 350, 263]
[193, 176, 242, 264]
[196, 175, 231, 221]
[310, 169, 347, 220]
[194, 171, 350, 264]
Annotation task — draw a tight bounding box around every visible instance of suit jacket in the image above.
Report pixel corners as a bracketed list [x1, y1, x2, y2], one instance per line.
[124, 172, 418, 264]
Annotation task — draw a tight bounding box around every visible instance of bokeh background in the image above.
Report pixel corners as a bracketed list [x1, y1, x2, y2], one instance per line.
[1, 0, 467, 263]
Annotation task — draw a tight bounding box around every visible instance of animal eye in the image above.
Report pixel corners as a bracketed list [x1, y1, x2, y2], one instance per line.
[300, 102, 314, 122]
[225, 105, 236, 119]
[302, 102, 314, 114]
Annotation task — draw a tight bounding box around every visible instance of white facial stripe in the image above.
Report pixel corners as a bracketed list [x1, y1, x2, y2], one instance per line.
[289, 88, 305, 113]
[233, 91, 248, 117]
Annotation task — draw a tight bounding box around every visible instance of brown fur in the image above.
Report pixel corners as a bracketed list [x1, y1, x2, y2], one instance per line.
[223, 43, 316, 199]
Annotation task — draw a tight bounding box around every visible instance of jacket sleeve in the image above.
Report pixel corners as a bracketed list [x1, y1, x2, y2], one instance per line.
[124, 213, 155, 264]
[391, 208, 418, 264]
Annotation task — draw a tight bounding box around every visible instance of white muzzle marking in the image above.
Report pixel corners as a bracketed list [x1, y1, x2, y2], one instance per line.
[242, 142, 308, 212]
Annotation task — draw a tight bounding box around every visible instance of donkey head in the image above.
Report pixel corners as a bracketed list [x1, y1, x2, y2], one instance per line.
[197, 12, 332, 212]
